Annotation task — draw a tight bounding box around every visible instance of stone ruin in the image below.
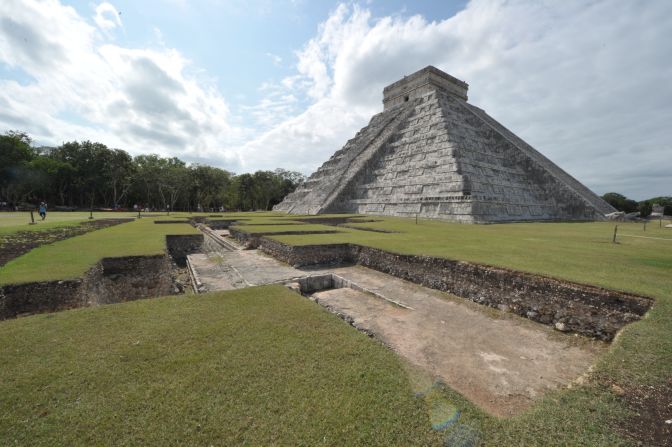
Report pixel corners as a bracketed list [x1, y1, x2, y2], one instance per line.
[274, 66, 615, 222]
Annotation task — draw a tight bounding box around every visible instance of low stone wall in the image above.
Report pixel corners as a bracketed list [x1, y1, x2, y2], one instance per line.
[0, 234, 201, 320]
[202, 232, 225, 252]
[1, 218, 133, 268]
[229, 228, 339, 250]
[257, 238, 653, 340]
[356, 247, 652, 341]
[0, 254, 175, 319]
[81, 255, 174, 305]
[259, 237, 355, 266]
[154, 220, 191, 224]
[206, 220, 238, 230]
[0, 280, 84, 319]
[228, 227, 254, 247]
[166, 234, 204, 265]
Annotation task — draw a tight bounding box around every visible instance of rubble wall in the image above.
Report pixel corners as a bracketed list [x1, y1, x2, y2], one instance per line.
[257, 237, 652, 340]
[0, 234, 199, 320]
[81, 255, 174, 305]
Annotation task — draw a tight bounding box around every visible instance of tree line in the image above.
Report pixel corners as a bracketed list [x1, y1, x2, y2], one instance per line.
[602, 192, 671, 217]
[0, 131, 305, 212]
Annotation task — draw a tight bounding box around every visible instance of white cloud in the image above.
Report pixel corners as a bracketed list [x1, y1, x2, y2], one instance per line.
[240, 0, 672, 199]
[265, 52, 283, 66]
[0, 0, 245, 169]
[94, 2, 122, 31]
[0, 0, 670, 199]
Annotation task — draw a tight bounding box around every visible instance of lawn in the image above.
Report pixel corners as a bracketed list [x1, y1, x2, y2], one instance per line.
[0, 285, 440, 446]
[0, 217, 198, 285]
[1, 212, 671, 445]
[0, 211, 138, 230]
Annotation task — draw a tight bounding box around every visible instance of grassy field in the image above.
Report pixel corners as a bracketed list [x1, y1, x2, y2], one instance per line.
[0, 286, 441, 446]
[1, 212, 670, 445]
[0, 211, 138, 229]
[0, 217, 198, 285]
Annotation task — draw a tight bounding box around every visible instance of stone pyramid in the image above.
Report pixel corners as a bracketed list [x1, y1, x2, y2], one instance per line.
[274, 66, 614, 222]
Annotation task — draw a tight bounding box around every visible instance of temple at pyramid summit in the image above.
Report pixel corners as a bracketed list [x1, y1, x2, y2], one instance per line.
[274, 66, 614, 222]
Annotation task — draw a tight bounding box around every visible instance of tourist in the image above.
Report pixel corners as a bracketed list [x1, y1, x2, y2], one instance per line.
[38, 202, 47, 220]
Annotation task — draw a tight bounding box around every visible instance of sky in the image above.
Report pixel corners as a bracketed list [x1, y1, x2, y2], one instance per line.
[0, 0, 670, 200]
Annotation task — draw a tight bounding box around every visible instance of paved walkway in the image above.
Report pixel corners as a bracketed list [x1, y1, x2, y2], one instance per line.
[188, 250, 305, 291]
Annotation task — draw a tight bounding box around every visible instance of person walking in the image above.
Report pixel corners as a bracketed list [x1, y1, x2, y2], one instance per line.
[38, 201, 47, 220]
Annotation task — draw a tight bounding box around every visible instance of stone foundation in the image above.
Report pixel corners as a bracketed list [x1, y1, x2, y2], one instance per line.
[206, 219, 241, 230]
[229, 227, 339, 249]
[256, 237, 653, 341]
[81, 255, 174, 305]
[0, 234, 203, 320]
[0, 254, 175, 319]
[0, 280, 84, 318]
[166, 234, 204, 265]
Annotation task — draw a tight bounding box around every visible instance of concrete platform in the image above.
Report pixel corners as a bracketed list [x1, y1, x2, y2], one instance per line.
[187, 250, 305, 292]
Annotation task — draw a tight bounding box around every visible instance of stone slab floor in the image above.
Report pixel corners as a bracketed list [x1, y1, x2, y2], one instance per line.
[188, 250, 305, 290]
[188, 247, 606, 417]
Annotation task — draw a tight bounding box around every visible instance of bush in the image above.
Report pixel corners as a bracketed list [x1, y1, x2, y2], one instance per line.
[639, 201, 652, 218]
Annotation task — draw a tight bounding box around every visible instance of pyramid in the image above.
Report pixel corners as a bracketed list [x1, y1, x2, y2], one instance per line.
[274, 66, 614, 222]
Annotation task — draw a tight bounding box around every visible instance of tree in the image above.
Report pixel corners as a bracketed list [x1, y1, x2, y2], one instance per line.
[104, 149, 135, 208]
[28, 156, 75, 205]
[188, 165, 233, 211]
[642, 196, 672, 216]
[602, 192, 638, 213]
[1, 130, 306, 211]
[132, 154, 164, 209]
[157, 158, 187, 214]
[0, 131, 35, 205]
[252, 170, 276, 210]
[272, 168, 305, 208]
[236, 173, 254, 211]
[639, 201, 652, 218]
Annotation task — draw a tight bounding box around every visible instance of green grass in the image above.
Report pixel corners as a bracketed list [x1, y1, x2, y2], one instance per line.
[0, 211, 137, 229]
[2, 211, 671, 445]
[234, 223, 347, 233]
[0, 218, 198, 285]
[0, 286, 441, 446]
[0, 211, 160, 236]
[0, 219, 88, 236]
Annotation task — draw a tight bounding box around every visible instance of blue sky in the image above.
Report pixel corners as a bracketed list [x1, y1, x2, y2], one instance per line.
[81, 0, 467, 124]
[0, 0, 670, 200]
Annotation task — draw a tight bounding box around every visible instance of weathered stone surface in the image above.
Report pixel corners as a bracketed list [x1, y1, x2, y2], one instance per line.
[0, 234, 202, 319]
[246, 236, 653, 341]
[166, 234, 204, 265]
[0, 254, 173, 319]
[0, 280, 84, 318]
[274, 66, 615, 222]
[606, 211, 625, 220]
[81, 255, 174, 306]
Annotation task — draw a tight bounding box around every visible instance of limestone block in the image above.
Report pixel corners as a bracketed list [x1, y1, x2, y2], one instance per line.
[403, 185, 423, 194]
